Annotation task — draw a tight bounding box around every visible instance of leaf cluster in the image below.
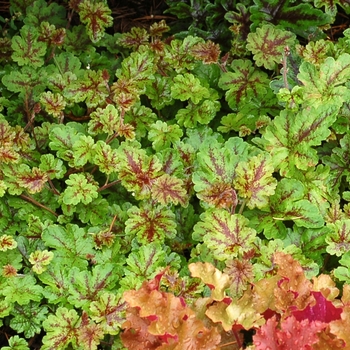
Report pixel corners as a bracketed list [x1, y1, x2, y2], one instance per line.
[1, 0, 350, 349]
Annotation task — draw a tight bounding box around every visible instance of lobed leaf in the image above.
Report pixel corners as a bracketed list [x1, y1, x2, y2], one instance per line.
[193, 210, 256, 261]
[246, 24, 296, 70]
[78, 0, 113, 43]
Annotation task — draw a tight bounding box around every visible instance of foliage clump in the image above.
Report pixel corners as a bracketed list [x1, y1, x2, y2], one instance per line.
[1, 0, 350, 348]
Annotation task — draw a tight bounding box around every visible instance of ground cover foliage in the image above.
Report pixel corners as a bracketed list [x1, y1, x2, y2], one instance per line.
[2, 0, 350, 349]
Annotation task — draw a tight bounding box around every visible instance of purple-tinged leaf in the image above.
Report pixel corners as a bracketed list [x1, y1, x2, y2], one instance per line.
[11, 25, 47, 67]
[151, 174, 188, 207]
[67, 264, 120, 308]
[193, 210, 256, 261]
[246, 24, 296, 70]
[125, 205, 177, 244]
[218, 59, 270, 109]
[233, 153, 277, 209]
[42, 307, 80, 349]
[17, 166, 48, 194]
[116, 142, 163, 199]
[78, 0, 113, 43]
[66, 69, 109, 108]
[89, 292, 126, 334]
[326, 220, 350, 256]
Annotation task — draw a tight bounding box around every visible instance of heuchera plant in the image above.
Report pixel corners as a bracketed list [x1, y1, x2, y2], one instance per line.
[2, 0, 350, 349]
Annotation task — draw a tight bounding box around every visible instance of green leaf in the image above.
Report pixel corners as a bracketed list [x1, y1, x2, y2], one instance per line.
[151, 174, 188, 207]
[1, 335, 29, 350]
[39, 154, 66, 180]
[11, 25, 47, 68]
[148, 121, 183, 151]
[67, 264, 120, 309]
[61, 173, 99, 205]
[9, 302, 48, 338]
[116, 142, 163, 199]
[88, 104, 121, 136]
[66, 69, 109, 108]
[42, 307, 80, 350]
[125, 204, 177, 244]
[175, 99, 220, 128]
[77, 197, 110, 226]
[24, 0, 66, 27]
[42, 224, 95, 269]
[218, 59, 270, 109]
[120, 242, 181, 290]
[233, 153, 277, 209]
[1, 275, 43, 305]
[89, 292, 126, 335]
[323, 133, 350, 191]
[253, 105, 337, 177]
[250, 178, 324, 239]
[250, 0, 331, 32]
[326, 220, 350, 256]
[297, 53, 350, 108]
[171, 73, 210, 104]
[193, 210, 257, 261]
[193, 137, 250, 210]
[78, 0, 113, 43]
[246, 24, 296, 70]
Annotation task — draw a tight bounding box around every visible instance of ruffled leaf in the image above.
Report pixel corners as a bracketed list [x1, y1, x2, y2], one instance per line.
[61, 173, 99, 205]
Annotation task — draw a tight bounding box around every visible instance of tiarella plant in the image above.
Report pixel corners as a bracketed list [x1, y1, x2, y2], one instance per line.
[2, 0, 350, 349]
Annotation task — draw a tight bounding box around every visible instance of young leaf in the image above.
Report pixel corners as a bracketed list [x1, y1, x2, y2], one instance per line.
[171, 73, 210, 104]
[233, 153, 277, 209]
[246, 24, 296, 70]
[125, 204, 177, 244]
[78, 0, 113, 43]
[11, 25, 47, 68]
[61, 173, 99, 206]
[190, 40, 221, 64]
[193, 210, 256, 261]
[40, 91, 66, 118]
[88, 104, 120, 136]
[29, 250, 54, 274]
[39, 154, 66, 180]
[148, 121, 183, 152]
